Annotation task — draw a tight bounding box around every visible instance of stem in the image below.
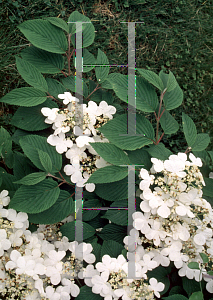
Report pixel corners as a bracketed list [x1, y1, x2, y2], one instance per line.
[185, 147, 192, 154]
[47, 93, 66, 106]
[159, 108, 165, 119]
[47, 173, 74, 187]
[156, 89, 166, 144]
[67, 34, 71, 76]
[86, 84, 100, 100]
[60, 70, 67, 77]
[157, 132, 165, 144]
[76, 278, 82, 287]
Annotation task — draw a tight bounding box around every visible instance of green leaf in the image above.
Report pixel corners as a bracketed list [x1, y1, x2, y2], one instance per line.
[159, 71, 183, 110]
[182, 112, 197, 147]
[160, 110, 179, 134]
[95, 49, 109, 83]
[19, 135, 62, 173]
[90, 238, 102, 263]
[166, 70, 178, 92]
[208, 150, 213, 163]
[28, 190, 74, 224]
[145, 143, 173, 160]
[95, 176, 128, 201]
[99, 113, 154, 150]
[189, 292, 204, 300]
[61, 76, 88, 98]
[86, 166, 128, 184]
[191, 134, 210, 151]
[101, 201, 128, 226]
[75, 286, 102, 300]
[0, 167, 20, 195]
[97, 224, 127, 244]
[163, 295, 188, 300]
[14, 172, 46, 185]
[82, 49, 96, 72]
[68, 11, 95, 48]
[200, 252, 209, 263]
[60, 220, 96, 241]
[15, 56, 48, 92]
[18, 19, 67, 53]
[89, 143, 131, 166]
[137, 68, 164, 91]
[38, 149, 53, 173]
[202, 178, 213, 197]
[101, 240, 124, 258]
[147, 266, 171, 295]
[0, 127, 13, 166]
[46, 78, 67, 100]
[182, 277, 202, 297]
[0, 88, 47, 107]
[13, 152, 36, 180]
[169, 286, 185, 296]
[106, 73, 158, 112]
[126, 148, 151, 169]
[9, 178, 60, 213]
[11, 99, 58, 131]
[188, 262, 200, 269]
[46, 17, 69, 32]
[83, 199, 102, 221]
[21, 46, 64, 74]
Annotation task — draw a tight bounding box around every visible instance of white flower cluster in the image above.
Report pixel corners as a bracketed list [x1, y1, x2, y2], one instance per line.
[80, 254, 164, 300]
[123, 153, 213, 294]
[0, 190, 95, 300]
[41, 92, 116, 192]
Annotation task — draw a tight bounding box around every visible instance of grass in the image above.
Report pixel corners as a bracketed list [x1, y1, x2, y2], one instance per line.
[0, 0, 213, 152]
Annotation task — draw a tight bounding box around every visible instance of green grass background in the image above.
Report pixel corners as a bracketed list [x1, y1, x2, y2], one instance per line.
[0, 0, 213, 153]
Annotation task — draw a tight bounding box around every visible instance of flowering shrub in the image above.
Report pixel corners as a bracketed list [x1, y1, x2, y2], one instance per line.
[1, 10, 213, 300]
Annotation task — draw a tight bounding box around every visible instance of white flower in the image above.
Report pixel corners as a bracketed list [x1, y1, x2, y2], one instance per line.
[145, 220, 167, 246]
[139, 169, 155, 190]
[44, 286, 61, 300]
[151, 158, 164, 173]
[69, 242, 95, 263]
[123, 228, 141, 252]
[78, 264, 100, 287]
[170, 222, 190, 241]
[5, 249, 21, 270]
[209, 172, 213, 179]
[64, 164, 83, 184]
[0, 190, 10, 208]
[98, 101, 116, 119]
[85, 101, 102, 124]
[9, 229, 24, 247]
[149, 249, 170, 267]
[66, 144, 87, 165]
[41, 107, 59, 123]
[0, 229, 11, 256]
[58, 92, 79, 105]
[206, 279, 213, 293]
[61, 278, 80, 298]
[188, 153, 202, 167]
[194, 233, 206, 246]
[91, 271, 112, 295]
[132, 211, 150, 234]
[75, 135, 95, 148]
[6, 209, 28, 229]
[164, 154, 187, 178]
[54, 236, 70, 251]
[140, 254, 158, 272]
[149, 277, 164, 298]
[95, 157, 110, 169]
[47, 133, 73, 154]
